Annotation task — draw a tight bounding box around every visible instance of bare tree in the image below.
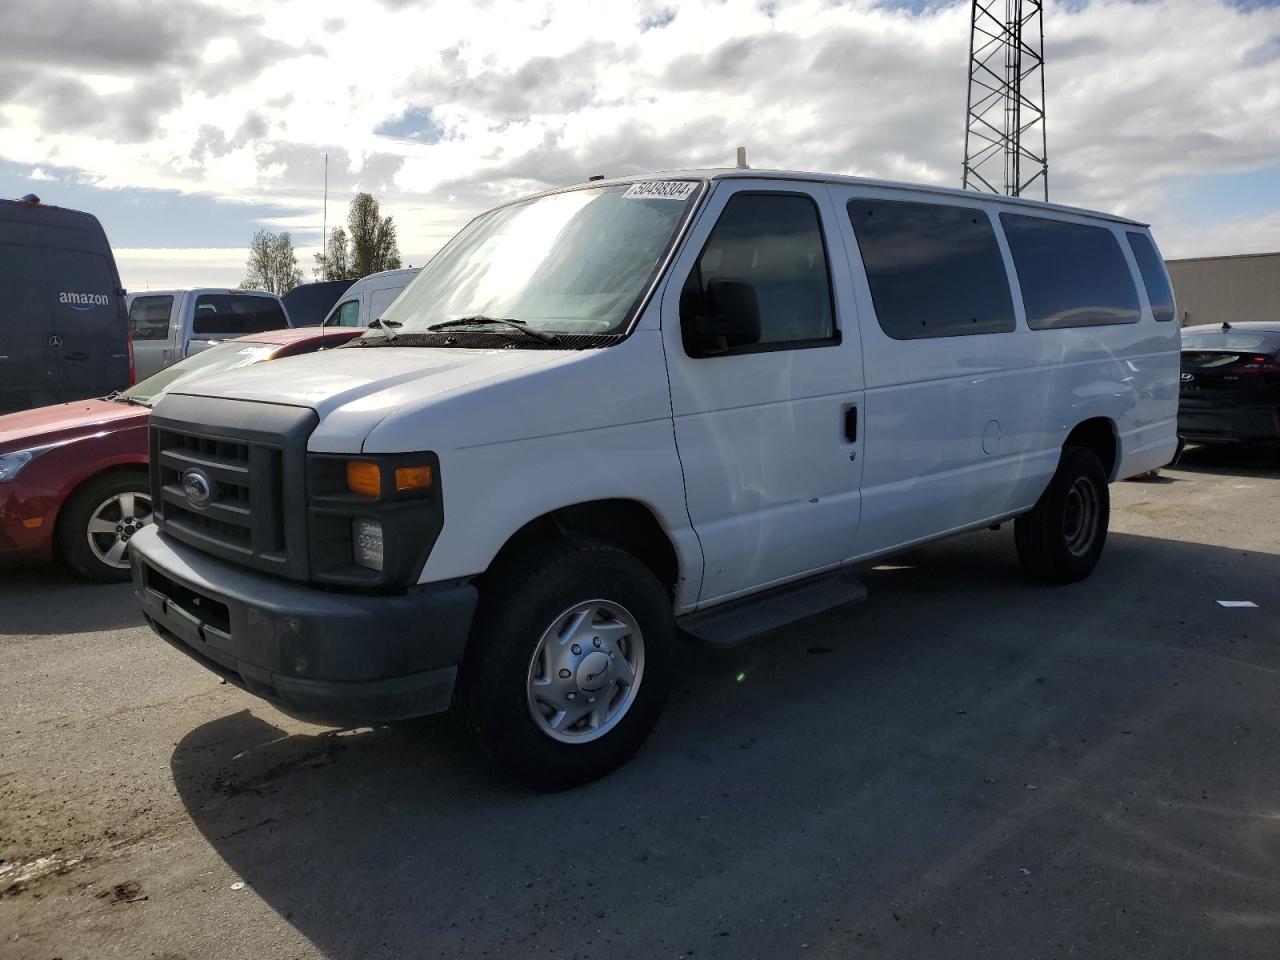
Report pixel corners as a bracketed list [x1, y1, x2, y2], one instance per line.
[241, 229, 303, 294]
[314, 194, 401, 280]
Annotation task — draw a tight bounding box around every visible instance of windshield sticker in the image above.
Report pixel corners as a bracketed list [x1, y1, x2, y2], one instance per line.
[622, 181, 697, 201]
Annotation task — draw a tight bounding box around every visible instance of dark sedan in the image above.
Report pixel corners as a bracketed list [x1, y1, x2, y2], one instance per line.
[1178, 321, 1280, 447]
[0, 326, 359, 582]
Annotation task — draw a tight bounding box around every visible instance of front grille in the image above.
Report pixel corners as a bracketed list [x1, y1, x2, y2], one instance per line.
[155, 428, 283, 561]
[149, 395, 317, 580]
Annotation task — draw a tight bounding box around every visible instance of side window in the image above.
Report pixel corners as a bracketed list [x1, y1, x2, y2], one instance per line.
[128, 296, 174, 341]
[689, 192, 835, 351]
[848, 199, 1015, 339]
[1001, 214, 1140, 329]
[192, 294, 287, 335]
[1126, 232, 1175, 322]
[332, 299, 361, 327]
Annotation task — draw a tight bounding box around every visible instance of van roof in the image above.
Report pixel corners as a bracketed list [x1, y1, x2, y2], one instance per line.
[346, 267, 421, 286]
[548, 168, 1148, 228]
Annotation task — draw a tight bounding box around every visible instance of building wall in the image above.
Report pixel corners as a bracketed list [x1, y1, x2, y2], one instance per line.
[1165, 252, 1280, 327]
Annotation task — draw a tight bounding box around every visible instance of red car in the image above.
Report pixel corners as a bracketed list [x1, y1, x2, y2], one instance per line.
[0, 326, 359, 582]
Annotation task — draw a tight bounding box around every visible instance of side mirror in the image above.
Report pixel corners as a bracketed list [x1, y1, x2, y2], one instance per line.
[681, 277, 762, 356]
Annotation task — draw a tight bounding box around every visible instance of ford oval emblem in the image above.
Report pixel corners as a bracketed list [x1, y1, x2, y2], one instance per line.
[181, 468, 213, 507]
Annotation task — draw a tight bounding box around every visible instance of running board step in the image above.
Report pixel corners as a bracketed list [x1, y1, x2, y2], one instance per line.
[679, 572, 868, 648]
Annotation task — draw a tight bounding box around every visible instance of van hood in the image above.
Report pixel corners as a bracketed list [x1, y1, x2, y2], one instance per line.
[166, 345, 575, 452]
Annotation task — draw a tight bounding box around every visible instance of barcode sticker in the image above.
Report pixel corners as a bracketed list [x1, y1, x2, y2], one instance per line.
[622, 181, 697, 201]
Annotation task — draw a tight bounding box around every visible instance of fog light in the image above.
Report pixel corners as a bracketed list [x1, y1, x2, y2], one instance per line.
[353, 519, 384, 571]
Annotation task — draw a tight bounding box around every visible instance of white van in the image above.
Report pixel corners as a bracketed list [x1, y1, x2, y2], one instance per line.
[131, 169, 1180, 789]
[128, 288, 289, 380]
[320, 267, 420, 329]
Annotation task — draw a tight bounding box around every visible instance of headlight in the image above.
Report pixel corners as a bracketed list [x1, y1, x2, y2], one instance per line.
[307, 451, 443, 588]
[0, 442, 65, 482]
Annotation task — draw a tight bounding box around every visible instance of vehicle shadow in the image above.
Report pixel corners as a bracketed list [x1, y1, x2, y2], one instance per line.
[170, 530, 1280, 960]
[1175, 442, 1280, 478]
[0, 565, 141, 636]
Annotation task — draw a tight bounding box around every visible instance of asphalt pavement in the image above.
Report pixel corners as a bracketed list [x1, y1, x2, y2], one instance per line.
[2, 445, 1279, 960]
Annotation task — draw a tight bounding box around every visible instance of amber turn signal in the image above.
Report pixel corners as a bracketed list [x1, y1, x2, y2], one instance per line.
[394, 465, 433, 491]
[346, 461, 382, 496]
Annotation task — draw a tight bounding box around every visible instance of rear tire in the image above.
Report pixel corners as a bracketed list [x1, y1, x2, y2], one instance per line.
[57, 472, 153, 583]
[1015, 446, 1109, 584]
[459, 541, 675, 791]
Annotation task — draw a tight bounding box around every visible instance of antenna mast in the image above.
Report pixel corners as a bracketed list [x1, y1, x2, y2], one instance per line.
[316, 150, 322, 277]
[961, 0, 1048, 201]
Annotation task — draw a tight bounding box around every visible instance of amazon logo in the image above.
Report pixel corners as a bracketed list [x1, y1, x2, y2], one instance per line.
[59, 291, 109, 312]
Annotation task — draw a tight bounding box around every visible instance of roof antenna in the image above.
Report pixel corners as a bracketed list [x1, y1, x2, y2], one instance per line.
[19, 193, 41, 205]
[735, 146, 749, 169]
[1222, 321, 1231, 331]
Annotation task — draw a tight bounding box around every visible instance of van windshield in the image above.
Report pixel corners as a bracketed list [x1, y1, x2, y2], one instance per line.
[377, 181, 702, 339]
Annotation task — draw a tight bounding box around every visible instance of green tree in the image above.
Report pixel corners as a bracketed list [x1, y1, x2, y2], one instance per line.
[314, 193, 401, 280]
[241, 229, 302, 295]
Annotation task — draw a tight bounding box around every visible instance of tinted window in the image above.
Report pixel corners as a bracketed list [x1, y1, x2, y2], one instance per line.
[1001, 215, 1140, 329]
[129, 295, 174, 341]
[191, 294, 287, 335]
[848, 200, 1014, 339]
[331, 299, 360, 327]
[1126, 232, 1175, 322]
[692, 193, 834, 347]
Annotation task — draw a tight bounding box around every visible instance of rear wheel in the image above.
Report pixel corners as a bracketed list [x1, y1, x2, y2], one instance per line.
[1015, 446, 1109, 584]
[57, 472, 153, 583]
[460, 541, 675, 790]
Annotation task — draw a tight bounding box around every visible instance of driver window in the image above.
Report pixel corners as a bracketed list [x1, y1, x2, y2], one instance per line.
[332, 299, 360, 327]
[693, 193, 836, 347]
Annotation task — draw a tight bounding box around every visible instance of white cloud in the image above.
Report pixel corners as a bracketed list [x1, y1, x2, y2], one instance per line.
[3, 0, 1279, 286]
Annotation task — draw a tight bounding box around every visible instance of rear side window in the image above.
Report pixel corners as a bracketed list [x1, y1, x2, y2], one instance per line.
[1001, 215, 1140, 329]
[1126, 232, 1175, 322]
[129, 295, 173, 340]
[192, 294, 286, 335]
[848, 199, 1015, 339]
[693, 193, 835, 348]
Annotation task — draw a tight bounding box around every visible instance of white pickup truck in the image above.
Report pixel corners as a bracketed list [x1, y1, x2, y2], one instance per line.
[127, 288, 290, 380]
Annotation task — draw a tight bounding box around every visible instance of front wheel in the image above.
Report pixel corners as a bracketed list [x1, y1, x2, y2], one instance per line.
[460, 542, 675, 790]
[1015, 446, 1109, 584]
[57, 472, 153, 583]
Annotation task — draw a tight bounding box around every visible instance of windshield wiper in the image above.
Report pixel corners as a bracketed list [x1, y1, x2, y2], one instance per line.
[364, 316, 403, 341]
[106, 391, 150, 407]
[428, 315, 561, 345]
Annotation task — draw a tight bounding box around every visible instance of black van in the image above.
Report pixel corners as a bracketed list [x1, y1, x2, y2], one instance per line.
[0, 196, 130, 414]
[281, 278, 356, 327]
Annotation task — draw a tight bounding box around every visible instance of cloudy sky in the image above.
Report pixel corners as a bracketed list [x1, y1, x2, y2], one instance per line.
[2, 0, 1278, 290]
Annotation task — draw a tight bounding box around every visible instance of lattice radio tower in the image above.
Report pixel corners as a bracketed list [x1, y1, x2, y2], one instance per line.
[961, 0, 1048, 201]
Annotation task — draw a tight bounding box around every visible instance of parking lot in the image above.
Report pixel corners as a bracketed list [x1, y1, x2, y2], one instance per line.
[1, 446, 1277, 960]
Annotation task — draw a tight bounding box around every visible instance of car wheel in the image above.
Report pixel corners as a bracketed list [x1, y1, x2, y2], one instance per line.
[1015, 445, 1109, 584]
[57, 472, 153, 583]
[459, 541, 675, 791]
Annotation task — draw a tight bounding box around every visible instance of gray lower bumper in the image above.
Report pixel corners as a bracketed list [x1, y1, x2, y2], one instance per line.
[130, 526, 477, 722]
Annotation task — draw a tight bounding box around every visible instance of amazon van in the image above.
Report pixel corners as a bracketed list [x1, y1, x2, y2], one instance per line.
[130, 169, 1181, 789]
[0, 196, 130, 414]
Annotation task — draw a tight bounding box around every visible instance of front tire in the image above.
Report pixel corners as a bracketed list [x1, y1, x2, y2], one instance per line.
[57, 472, 153, 583]
[460, 541, 675, 790]
[1015, 446, 1109, 584]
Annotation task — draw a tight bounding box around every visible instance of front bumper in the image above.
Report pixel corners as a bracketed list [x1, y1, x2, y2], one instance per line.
[130, 526, 477, 723]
